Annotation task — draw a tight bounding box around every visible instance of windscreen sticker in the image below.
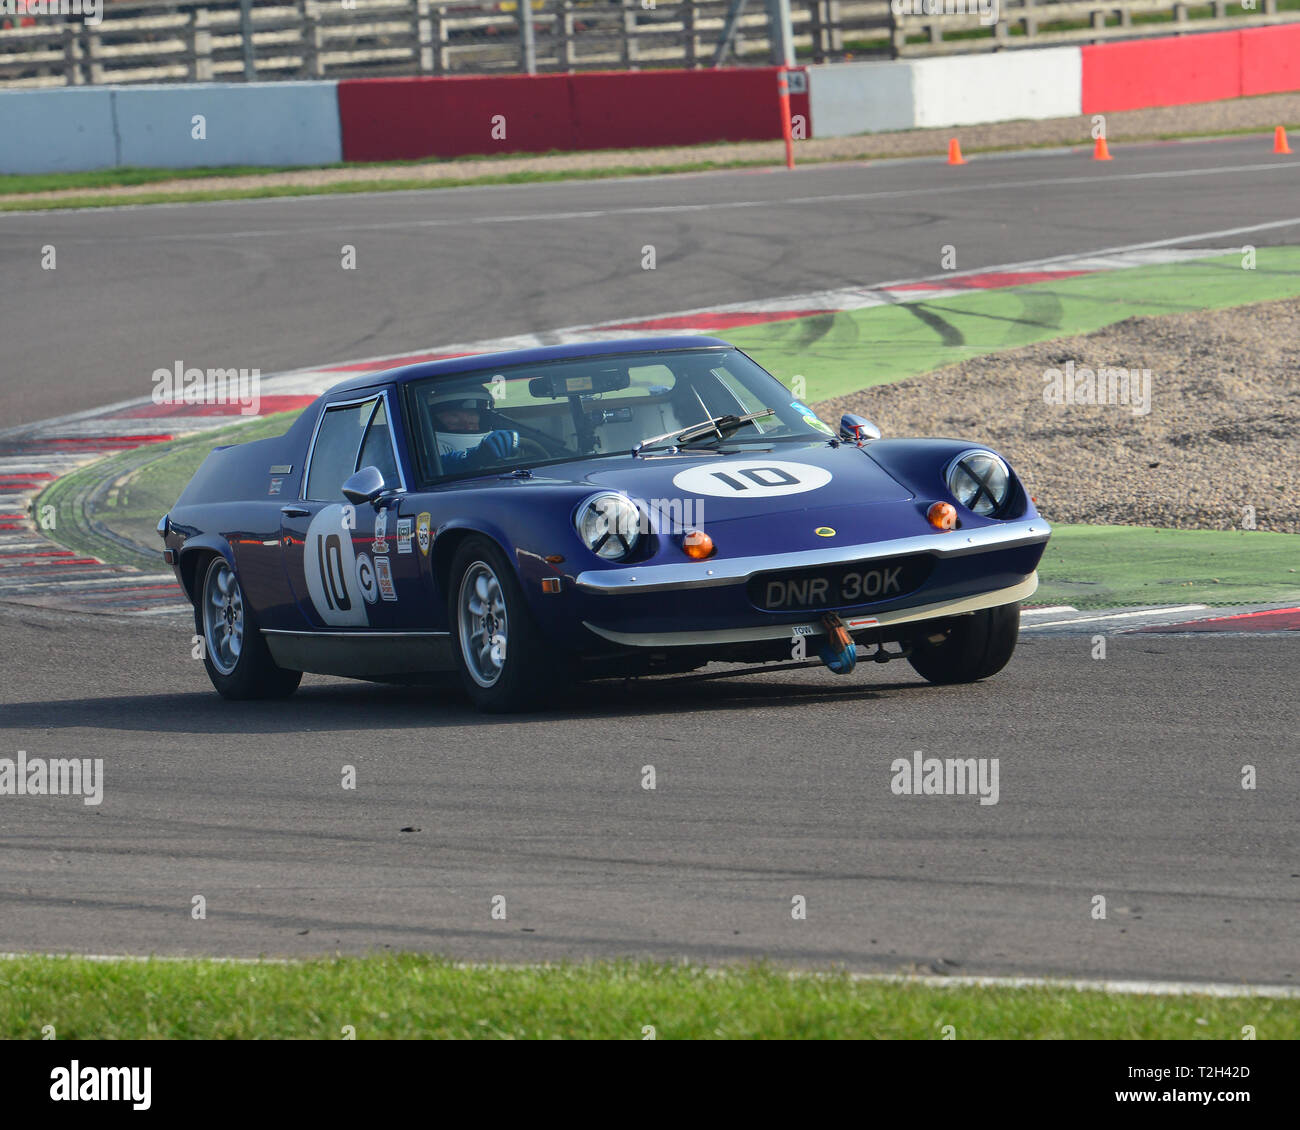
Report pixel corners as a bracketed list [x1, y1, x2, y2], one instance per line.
[672, 459, 832, 499]
[791, 400, 834, 436]
[304, 505, 370, 626]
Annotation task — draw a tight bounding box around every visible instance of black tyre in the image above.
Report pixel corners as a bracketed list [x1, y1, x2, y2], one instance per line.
[906, 601, 1020, 685]
[448, 535, 565, 712]
[195, 555, 302, 700]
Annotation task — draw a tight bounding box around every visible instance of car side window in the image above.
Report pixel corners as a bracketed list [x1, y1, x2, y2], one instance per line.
[305, 398, 376, 501]
[357, 399, 400, 487]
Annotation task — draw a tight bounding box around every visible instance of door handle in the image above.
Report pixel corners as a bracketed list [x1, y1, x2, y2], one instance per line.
[279, 505, 311, 518]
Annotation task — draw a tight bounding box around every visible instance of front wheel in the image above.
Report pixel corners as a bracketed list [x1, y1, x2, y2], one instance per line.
[196, 555, 302, 700]
[448, 536, 566, 712]
[906, 601, 1020, 685]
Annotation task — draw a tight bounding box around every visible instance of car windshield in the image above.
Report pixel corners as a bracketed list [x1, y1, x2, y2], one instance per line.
[405, 347, 835, 482]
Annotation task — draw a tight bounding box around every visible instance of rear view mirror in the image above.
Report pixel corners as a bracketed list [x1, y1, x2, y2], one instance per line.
[529, 369, 631, 398]
[840, 414, 882, 442]
[342, 465, 388, 506]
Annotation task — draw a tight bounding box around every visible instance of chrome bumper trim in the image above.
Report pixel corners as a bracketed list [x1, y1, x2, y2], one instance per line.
[262, 629, 450, 638]
[574, 518, 1049, 595]
[582, 573, 1038, 648]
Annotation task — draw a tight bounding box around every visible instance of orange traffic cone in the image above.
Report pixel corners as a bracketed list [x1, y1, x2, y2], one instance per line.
[1273, 126, 1292, 154]
[947, 138, 965, 166]
[1093, 136, 1112, 161]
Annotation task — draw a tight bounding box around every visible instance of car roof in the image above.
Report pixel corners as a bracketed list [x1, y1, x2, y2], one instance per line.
[322, 335, 735, 398]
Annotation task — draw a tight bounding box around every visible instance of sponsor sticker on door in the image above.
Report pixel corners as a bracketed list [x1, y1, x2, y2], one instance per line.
[375, 555, 398, 601]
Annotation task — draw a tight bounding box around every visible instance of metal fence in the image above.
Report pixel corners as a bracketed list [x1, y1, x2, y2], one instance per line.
[1, 0, 1294, 87]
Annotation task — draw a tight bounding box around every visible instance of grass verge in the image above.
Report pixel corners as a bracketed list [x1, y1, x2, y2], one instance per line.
[0, 161, 774, 213]
[1038, 526, 1300, 608]
[741, 248, 1300, 403]
[1, 955, 1293, 1039]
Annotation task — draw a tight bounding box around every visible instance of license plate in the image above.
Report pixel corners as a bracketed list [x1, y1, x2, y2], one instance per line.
[748, 554, 931, 612]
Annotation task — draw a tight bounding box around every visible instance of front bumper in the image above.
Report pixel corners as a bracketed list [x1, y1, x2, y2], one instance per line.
[573, 517, 1049, 596]
[569, 514, 1045, 647]
[567, 516, 1049, 650]
[583, 572, 1038, 647]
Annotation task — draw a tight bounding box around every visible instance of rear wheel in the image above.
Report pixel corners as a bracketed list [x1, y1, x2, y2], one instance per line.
[906, 601, 1020, 685]
[196, 555, 302, 700]
[449, 536, 565, 713]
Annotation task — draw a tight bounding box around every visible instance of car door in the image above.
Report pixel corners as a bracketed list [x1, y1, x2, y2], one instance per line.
[352, 393, 427, 629]
[280, 391, 404, 630]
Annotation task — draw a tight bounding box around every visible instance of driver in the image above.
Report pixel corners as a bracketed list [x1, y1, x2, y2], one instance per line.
[428, 390, 520, 469]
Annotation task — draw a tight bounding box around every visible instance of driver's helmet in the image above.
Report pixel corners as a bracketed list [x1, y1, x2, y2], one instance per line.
[428, 389, 494, 456]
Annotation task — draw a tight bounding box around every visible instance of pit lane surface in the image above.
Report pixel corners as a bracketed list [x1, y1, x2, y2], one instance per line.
[0, 604, 1295, 982]
[2, 135, 1299, 425]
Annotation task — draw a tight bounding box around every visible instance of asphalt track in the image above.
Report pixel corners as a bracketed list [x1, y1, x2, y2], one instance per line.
[0, 135, 1297, 981]
[3, 135, 1300, 425]
[0, 605, 1295, 981]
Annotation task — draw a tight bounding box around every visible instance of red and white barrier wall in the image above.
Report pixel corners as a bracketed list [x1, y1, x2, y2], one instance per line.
[2, 25, 1298, 173]
[809, 23, 1300, 137]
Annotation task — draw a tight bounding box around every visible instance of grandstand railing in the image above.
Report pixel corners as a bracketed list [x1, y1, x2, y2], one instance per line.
[0, 0, 1293, 87]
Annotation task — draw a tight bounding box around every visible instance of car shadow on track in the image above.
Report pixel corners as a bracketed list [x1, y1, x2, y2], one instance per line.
[0, 667, 935, 735]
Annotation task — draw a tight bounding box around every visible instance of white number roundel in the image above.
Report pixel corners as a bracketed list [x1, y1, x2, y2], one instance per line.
[671, 459, 832, 499]
[304, 504, 369, 626]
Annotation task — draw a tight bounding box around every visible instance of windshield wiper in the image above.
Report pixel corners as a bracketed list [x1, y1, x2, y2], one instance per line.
[634, 409, 776, 454]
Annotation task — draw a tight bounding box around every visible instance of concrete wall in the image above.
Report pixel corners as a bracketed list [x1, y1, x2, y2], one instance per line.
[0, 82, 341, 175]
[808, 48, 1082, 138]
[0, 89, 118, 174]
[911, 48, 1082, 128]
[114, 83, 342, 169]
[806, 61, 915, 138]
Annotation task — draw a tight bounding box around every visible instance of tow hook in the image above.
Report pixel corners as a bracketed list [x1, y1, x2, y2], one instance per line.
[818, 612, 857, 675]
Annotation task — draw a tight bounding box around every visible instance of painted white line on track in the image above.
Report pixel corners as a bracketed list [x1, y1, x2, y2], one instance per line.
[0, 952, 295, 965]
[843, 973, 1300, 999]
[1023, 605, 1209, 629]
[0, 952, 1293, 997]
[1020, 606, 1078, 617]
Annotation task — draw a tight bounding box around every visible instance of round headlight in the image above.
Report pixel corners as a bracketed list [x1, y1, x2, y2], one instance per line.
[575, 493, 642, 560]
[946, 451, 1011, 517]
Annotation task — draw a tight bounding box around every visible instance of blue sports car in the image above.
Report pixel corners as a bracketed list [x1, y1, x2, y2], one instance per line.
[159, 336, 1050, 711]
